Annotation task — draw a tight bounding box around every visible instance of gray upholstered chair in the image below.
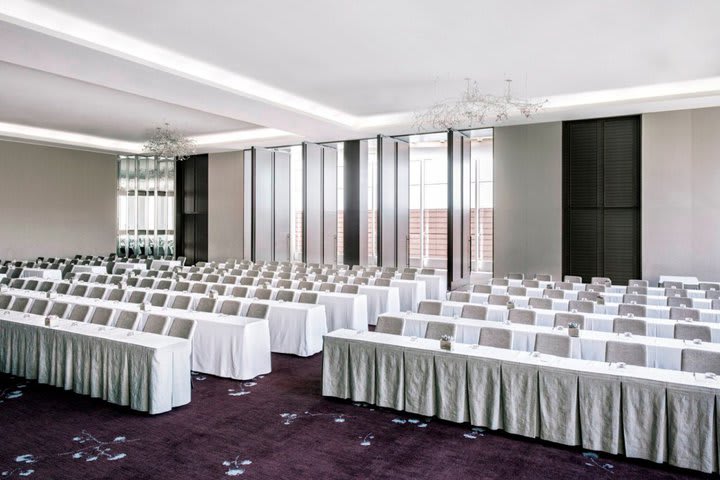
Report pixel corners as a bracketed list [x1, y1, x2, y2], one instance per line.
[460, 304, 487, 320]
[277, 279, 293, 289]
[478, 327, 512, 349]
[298, 281, 315, 291]
[196, 297, 217, 313]
[507, 286, 527, 297]
[490, 278, 509, 286]
[418, 300, 443, 316]
[628, 279, 649, 288]
[107, 288, 126, 302]
[577, 291, 600, 302]
[681, 349, 720, 375]
[89, 307, 114, 325]
[246, 303, 270, 320]
[424, 321, 457, 340]
[156, 280, 173, 291]
[138, 278, 154, 289]
[231, 286, 249, 298]
[665, 288, 688, 298]
[543, 289, 564, 299]
[29, 299, 50, 316]
[667, 297, 692, 308]
[340, 284, 359, 294]
[170, 295, 192, 310]
[319, 282, 336, 292]
[670, 307, 700, 321]
[555, 282, 574, 291]
[534, 333, 571, 358]
[375, 316, 404, 335]
[38, 281, 54, 293]
[150, 293, 168, 308]
[564, 275, 582, 283]
[586, 284, 606, 293]
[9, 297, 30, 313]
[699, 282, 720, 292]
[210, 284, 227, 296]
[508, 308, 536, 325]
[626, 286, 648, 295]
[222, 275, 239, 285]
[298, 292, 319, 304]
[473, 284, 492, 294]
[507, 273, 524, 280]
[67, 304, 91, 322]
[528, 297, 552, 310]
[115, 310, 140, 330]
[591, 277, 612, 286]
[613, 317, 648, 336]
[191, 283, 209, 294]
[275, 290, 296, 302]
[219, 299, 242, 315]
[674, 323, 711, 342]
[24, 280, 39, 291]
[554, 312, 584, 329]
[535, 274, 552, 282]
[664, 281, 684, 289]
[488, 294, 510, 306]
[522, 280, 540, 288]
[9, 279, 26, 289]
[126, 291, 146, 304]
[254, 289, 272, 300]
[618, 303, 647, 317]
[449, 291, 471, 302]
[568, 300, 594, 313]
[420, 268, 435, 275]
[167, 318, 197, 340]
[143, 315, 170, 335]
[374, 278, 391, 287]
[48, 302, 70, 318]
[87, 287, 106, 300]
[605, 341, 646, 367]
[70, 285, 88, 297]
[353, 277, 369, 285]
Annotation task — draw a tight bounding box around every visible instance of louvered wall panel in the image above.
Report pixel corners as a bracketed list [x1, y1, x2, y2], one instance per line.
[567, 122, 600, 208]
[567, 209, 600, 283]
[604, 118, 640, 208]
[603, 209, 639, 284]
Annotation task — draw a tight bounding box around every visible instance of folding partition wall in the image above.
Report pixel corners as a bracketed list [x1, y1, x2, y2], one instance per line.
[447, 130, 472, 289]
[246, 147, 292, 263]
[302, 142, 337, 264]
[176, 154, 208, 265]
[377, 135, 410, 267]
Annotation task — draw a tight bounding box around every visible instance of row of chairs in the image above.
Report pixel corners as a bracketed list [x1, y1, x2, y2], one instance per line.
[0, 294, 195, 339]
[374, 316, 720, 373]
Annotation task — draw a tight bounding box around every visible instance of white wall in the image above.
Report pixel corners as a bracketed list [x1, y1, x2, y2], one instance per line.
[493, 122, 563, 280]
[208, 151, 244, 262]
[0, 140, 117, 260]
[642, 107, 720, 283]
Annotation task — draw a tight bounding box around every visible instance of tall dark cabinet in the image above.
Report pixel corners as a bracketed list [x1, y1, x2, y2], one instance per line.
[562, 116, 641, 284]
[176, 154, 208, 265]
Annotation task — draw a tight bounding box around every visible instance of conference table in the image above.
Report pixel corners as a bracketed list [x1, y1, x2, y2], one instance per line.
[112, 262, 147, 273]
[438, 301, 720, 341]
[7, 288, 273, 378]
[150, 260, 182, 270]
[371, 278, 426, 312]
[71, 265, 108, 274]
[323, 329, 720, 473]
[0, 309, 191, 414]
[389, 312, 720, 370]
[471, 291, 714, 309]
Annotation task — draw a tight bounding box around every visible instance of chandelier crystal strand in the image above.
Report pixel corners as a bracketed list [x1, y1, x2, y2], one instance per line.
[414, 79, 546, 131]
[142, 123, 196, 159]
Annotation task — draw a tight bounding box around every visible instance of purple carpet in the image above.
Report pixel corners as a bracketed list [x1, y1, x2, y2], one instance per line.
[0, 352, 710, 479]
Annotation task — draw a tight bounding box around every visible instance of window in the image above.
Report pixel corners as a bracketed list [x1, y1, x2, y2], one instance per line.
[467, 129, 494, 273]
[117, 156, 175, 257]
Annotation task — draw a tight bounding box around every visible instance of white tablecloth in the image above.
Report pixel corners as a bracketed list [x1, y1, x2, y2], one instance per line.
[150, 260, 182, 270]
[358, 285, 401, 325]
[20, 268, 62, 280]
[72, 265, 108, 274]
[377, 279, 426, 312]
[395, 273, 446, 301]
[324, 329, 720, 473]
[0, 309, 190, 414]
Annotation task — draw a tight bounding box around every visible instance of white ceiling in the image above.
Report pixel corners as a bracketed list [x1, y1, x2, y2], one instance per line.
[1, 0, 720, 153]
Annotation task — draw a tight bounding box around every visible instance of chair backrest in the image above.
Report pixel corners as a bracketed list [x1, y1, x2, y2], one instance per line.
[586, 284, 606, 293]
[77, 273, 92, 283]
[298, 292, 319, 304]
[126, 277, 139, 287]
[591, 277, 612, 286]
[222, 275, 238, 285]
[138, 278, 154, 289]
[554, 312, 584, 329]
[277, 279, 293, 289]
[576, 291, 600, 302]
[460, 304, 487, 320]
[479, 327, 513, 349]
[424, 321, 457, 340]
[472, 284, 492, 294]
[255, 289, 272, 300]
[188, 283, 207, 295]
[143, 315, 170, 334]
[67, 304, 91, 322]
[490, 278, 509, 286]
[86, 287, 105, 300]
[535, 274, 552, 282]
[150, 293, 168, 307]
[196, 297, 218, 313]
[605, 341, 646, 366]
[488, 294, 510, 306]
[507, 273, 524, 280]
[420, 268, 435, 275]
[231, 286, 249, 298]
[418, 300, 443, 315]
[353, 277, 369, 285]
[318, 282, 335, 292]
[246, 303, 270, 319]
[147, 270, 159, 278]
[664, 281, 684, 289]
[449, 291, 471, 302]
[508, 308, 536, 325]
[670, 307, 700, 321]
[528, 297, 552, 310]
[507, 286, 527, 296]
[534, 333, 571, 358]
[564, 275, 582, 283]
[622, 294, 647, 305]
[568, 300, 594, 313]
[114, 310, 139, 330]
[681, 349, 720, 374]
[400, 272, 416, 280]
[167, 318, 197, 340]
[699, 282, 720, 292]
[706, 290, 720, 300]
[667, 296, 692, 308]
[128, 291, 147, 304]
[8, 278, 25, 289]
[674, 322, 711, 341]
[38, 281, 54, 292]
[219, 300, 242, 315]
[375, 316, 405, 335]
[170, 295, 192, 310]
[275, 289, 295, 302]
[340, 284, 359, 294]
[189, 273, 203, 282]
[239, 277, 255, 286]
[24, 280, 39, 291]
[48, 302, 70, 318]
[9, 297, 30, 313]
[522, 280, 540, 288]
[156, 280, 173, 290]
[665, 288, 688, 298]
[543, 289, 564, 299]
[70, 285, 88, 297]
[618, 303, 646, 317]
[374, 278, 391, 287]
[206, 274, 220, 283]
[29, 299, 50, 316]
[626, 286, 648, 295]
[108, 275, 123, 286]
[107, 289, 126, 302]
[89, 307, 114, 325]
[612, 317, 648, 336]
[628, 279, 649, 288]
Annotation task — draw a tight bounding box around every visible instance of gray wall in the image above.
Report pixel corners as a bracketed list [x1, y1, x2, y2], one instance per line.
[208, 151, 244, 262]
[642, 107, 720, 283]
[0, 140, 116, 260]
[493, 122, 563, 281]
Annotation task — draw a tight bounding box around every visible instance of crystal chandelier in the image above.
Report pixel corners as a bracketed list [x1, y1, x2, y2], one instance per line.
[414, 79, 547, 131]
[142, 123, 196, 159]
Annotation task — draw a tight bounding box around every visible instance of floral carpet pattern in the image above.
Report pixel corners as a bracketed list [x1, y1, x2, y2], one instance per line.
[0, 354, 711, 479]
